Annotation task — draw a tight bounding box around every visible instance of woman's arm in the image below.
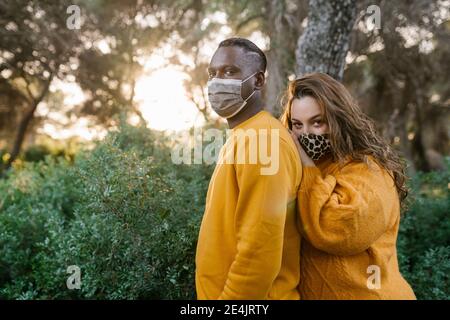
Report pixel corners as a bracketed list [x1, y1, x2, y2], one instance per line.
[297, 158, 396, 256]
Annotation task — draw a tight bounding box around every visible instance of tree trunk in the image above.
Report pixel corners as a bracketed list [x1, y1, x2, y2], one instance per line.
[295, 0, 357, 81]
[3, 80, 51, 172]
[264, 0, 307, 116]
[265, 47, 285, 117]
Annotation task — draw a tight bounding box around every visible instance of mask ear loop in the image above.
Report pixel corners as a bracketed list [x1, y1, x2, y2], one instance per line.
[241, 71, 259, 83]
[239, 71, 259, 103]
[225, 72, 260, 119]
[239, 71, 259, 97]
[225, 90, 256, 119]
[242, 89, 256, 104]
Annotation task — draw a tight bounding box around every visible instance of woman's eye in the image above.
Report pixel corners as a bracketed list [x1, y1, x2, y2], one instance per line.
[313, 120, 322, 126]
[293, 123, 302, 129]
[225, 70, 234, 76]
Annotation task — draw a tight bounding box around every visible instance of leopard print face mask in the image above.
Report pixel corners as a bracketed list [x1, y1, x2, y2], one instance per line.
[298, 133, 332, 161]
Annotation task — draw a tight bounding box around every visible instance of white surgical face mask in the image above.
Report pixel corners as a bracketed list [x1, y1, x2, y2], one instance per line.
[207, 72, 257, 118]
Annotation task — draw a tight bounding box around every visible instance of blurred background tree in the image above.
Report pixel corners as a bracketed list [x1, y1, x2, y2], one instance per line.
[0, 0, 81, 171]
[0, 0, 203, 173]
[345, 0, 450, 173]
[0, 0, 449, 171]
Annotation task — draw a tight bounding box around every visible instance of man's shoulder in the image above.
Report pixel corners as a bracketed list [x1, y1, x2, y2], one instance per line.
[237, 110, 288, 134]
[233, 110, 297, 151]
[263, 112, 299, 155]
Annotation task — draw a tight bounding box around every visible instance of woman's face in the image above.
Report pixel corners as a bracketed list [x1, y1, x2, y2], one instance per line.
[290, 96, 329, 137]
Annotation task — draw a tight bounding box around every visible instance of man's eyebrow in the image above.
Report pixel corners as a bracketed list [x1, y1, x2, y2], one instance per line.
[208, 64, 240, 70]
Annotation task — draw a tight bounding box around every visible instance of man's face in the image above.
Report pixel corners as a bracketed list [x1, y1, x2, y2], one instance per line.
[207, 46, 259, 100]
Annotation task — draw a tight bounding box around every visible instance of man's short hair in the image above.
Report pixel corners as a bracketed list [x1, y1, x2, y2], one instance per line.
[218, 37, 267, 73]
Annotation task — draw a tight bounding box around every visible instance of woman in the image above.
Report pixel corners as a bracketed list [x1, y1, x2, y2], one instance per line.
[281, 73, 416, 299]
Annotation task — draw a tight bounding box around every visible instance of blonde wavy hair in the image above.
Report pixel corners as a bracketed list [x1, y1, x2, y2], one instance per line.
[280, 72, 408, 203]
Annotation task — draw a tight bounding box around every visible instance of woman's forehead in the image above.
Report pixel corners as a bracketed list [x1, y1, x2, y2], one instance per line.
[291, 97, 323, 119]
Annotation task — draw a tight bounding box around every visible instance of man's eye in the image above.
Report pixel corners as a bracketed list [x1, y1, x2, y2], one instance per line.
[225, 70, 234, 76]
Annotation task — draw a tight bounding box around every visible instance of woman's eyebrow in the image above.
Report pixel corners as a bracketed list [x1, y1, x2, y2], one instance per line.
[310, 114, 322, 120]
[291, 114, 322, 123]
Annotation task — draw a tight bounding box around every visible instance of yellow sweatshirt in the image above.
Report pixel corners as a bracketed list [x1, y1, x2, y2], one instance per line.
[195, 110, 302, 300]
[297, 155, 416, 299]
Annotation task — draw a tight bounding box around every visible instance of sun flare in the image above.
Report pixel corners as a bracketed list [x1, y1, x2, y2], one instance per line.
[135, 67, 205, 132]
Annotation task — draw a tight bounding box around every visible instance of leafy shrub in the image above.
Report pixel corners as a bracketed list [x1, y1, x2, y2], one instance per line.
[398, 159, 450, 299]
[0, 158, 78, 299]
[0, 124, 212, 299]
[22, 137, 80, 164]
[404, 246, 449, 300]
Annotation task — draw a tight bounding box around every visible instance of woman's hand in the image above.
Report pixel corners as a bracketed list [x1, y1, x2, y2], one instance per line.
[289, 131, 316, 167]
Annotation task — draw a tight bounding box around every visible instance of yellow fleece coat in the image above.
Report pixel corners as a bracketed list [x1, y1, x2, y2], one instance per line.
[195, 110, 302, 300]
[298, 155, 416, 299]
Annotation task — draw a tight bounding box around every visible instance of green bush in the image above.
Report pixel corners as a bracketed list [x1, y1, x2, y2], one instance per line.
[405, 246, 449, 300]
[0, 158, 78, 299]
[398, 159, 450, 300]
[22, 137, 79, 164]
[0, 124, 212, 299]
[0, 123, 448, 299]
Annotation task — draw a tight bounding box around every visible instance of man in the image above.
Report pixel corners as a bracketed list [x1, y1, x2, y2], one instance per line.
[195, 38, 302, 299]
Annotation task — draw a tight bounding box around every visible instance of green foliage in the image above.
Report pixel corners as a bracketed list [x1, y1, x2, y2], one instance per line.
[404, 246, 450, 300]
[398, 159, 450, 300]
[0, 124, 448, 299]
[22, 138, 80, 164]
[0, 124, 212, 299]
[0, 158, 79, 299]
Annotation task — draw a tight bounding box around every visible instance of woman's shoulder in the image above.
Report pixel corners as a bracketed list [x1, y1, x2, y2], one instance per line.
[327, 154, 385, 177]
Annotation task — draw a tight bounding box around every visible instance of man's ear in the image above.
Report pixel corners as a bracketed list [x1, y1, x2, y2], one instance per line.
[254, 71, 265, 90]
